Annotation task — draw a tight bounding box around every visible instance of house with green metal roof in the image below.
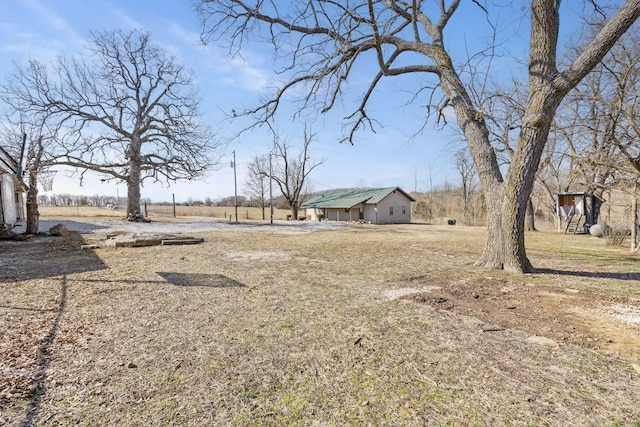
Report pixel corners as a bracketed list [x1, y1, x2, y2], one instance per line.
[302, 187, 415, 224]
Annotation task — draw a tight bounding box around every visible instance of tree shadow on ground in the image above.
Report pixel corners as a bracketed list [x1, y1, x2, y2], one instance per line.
[0, 235, 107, 282]
[157, 272, 246, 288]
[537, 268, 640, 281]
[19, 276, 67, 427]
[10, 273, 244, 425]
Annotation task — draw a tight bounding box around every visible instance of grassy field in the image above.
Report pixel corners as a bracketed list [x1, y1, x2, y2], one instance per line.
[37, 205, 295, 222]
[1, 214, 640, 426]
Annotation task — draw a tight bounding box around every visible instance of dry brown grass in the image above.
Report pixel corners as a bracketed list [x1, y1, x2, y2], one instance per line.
[1, 220, 640, 426]
[38, 205, 126, 219]
[38, 205, 295, 222]
[166, 205, 293, 221]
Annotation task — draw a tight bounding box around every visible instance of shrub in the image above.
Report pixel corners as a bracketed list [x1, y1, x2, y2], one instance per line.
[603, 225, 628, 247]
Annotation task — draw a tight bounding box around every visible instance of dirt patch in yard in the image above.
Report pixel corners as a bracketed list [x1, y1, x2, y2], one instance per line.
[400, 276, 640, 359]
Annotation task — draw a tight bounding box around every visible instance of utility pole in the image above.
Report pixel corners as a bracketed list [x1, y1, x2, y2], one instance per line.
[633, 182, 638, 252]
[232, 150, 238, 223]
[269, 152, 273, 224]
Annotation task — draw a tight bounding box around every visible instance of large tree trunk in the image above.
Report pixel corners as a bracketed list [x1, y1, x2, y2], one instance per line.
[290, 203, 299, 220]
[25, 137, 44, 235]
[436, 56, 508, 270]
[443, 87, 549, 273]
[432, 33, 554, 273]
[493, 0, 571, 272]
[500, 90, 561, 272]
[127, 172, 141, 215]
[632, 195, 638, 252]
[445, 74, 556, 273]
[127, 141, 142, 215]
[25, 171, 39, 235]
[525, 198, 536, 231]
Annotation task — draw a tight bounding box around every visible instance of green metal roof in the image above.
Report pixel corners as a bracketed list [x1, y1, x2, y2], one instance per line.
[302, 187, 415, 209]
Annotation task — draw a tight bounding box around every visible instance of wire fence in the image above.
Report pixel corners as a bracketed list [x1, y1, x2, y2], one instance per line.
[142, 203, 292, 221]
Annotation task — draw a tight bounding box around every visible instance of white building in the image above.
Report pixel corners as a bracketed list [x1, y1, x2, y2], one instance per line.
[0, 151, 26, 229]
[302, 187, 415, 224]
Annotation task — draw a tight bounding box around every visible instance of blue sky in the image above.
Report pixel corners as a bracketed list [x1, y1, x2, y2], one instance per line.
[0, 0, 527, 203]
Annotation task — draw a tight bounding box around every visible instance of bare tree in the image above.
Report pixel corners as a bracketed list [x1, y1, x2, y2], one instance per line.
[561, 25, 640, 248]
[561, 67, 622, 198]
[264, 128, 325, 220]
[196, 1, 640, 272]
[245, 153, 270, 220]
[453, 149, 478, 224]
[1, 29, 223, 215]
[590, 26, 640, 178]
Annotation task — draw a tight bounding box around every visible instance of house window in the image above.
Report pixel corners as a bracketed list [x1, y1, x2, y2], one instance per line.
[402, 206, 406, 215]
[344, 209, 350, 213]
[389, 206, 394, 215]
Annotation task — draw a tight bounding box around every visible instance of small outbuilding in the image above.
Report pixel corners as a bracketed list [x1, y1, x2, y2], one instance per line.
[555, 191, 603, 234]
[303, 187, 415, 224]
[0, 149, 27, 230]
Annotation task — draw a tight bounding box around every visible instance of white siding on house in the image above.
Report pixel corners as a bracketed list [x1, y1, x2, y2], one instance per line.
[363, 205, 377, 223]
[374, 190, 412, 224]
[1, 173, 18, 226]
[306, 207, 321, 221]
[349, 207, 362, 221]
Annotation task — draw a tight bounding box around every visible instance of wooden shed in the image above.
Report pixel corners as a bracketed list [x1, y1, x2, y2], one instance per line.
[555, 191, 603, 234]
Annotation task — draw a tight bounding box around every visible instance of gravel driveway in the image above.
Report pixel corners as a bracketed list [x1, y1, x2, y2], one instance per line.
[38, 218, 347, 235]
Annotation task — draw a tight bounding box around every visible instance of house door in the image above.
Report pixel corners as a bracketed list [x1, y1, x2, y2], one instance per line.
[15, 193, 22, 220]
[359, 208, 364, 220]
